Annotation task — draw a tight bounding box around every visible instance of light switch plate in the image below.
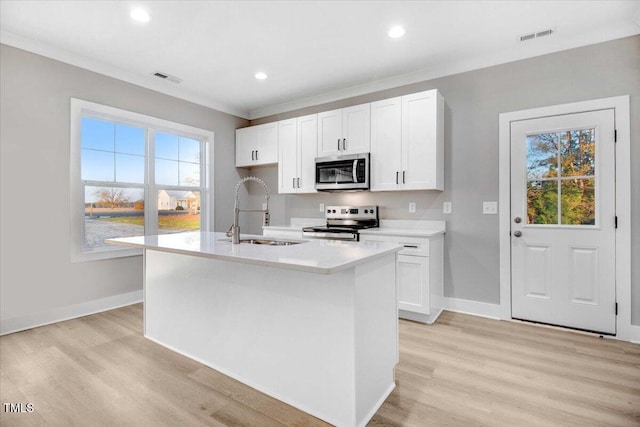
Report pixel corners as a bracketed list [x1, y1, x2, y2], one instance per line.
[483, 201, 498, 214]
[409, 202, 416, 213]
[319, 203, 325, 212]
[262, 203, 268, 211]
[443, 202, 452, 214]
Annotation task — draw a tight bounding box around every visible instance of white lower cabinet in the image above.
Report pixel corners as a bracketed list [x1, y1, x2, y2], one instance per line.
[360, 233, 443, 324]
[397, 254, 430, 314]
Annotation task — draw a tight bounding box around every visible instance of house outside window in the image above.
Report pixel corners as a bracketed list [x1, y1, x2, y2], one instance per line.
[70, 99, 213, 262]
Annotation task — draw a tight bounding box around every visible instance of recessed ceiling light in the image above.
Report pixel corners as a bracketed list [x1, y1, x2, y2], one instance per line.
[254, 72, 268, 80]
[388, 25, 406, 39]
[130, 8, 151, 23]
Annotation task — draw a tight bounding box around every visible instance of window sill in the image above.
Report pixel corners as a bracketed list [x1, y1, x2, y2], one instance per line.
[71, 246, 143, 263]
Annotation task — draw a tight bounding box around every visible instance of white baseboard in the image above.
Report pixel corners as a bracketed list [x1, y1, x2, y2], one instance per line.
[439, 296, 502, 320]
[626, 324, 640, 344]
[0, 290, 143, 336]
[399, 308, 443, 324]
[439, 297, 640, 344]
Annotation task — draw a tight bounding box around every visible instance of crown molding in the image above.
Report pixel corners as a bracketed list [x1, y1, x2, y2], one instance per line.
[248, 23, 640, 119]
[2, 22, 637, 122]
[0, 30, 250, 119]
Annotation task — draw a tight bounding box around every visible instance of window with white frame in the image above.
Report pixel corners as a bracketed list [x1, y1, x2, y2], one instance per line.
[70, 99, 213, 261]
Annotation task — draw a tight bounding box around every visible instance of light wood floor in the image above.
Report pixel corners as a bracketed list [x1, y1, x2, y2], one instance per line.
[1, 305, 639, 426]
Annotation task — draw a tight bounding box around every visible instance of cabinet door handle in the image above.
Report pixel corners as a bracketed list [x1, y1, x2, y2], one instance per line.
[403, 244, 418, 248]
[251, 150, 255, 160]
[292, 178, 296, 189]
[297, 177, 300, 188]
[343, 138, 347, 151]
[403, 170, 406, 183]
[338, 138, 341, 151]
[396, 171, 399, 184]
[255, 150, 258, 160]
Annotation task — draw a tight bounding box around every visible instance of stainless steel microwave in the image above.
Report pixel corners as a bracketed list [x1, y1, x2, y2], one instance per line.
[315, 153, 369, 191]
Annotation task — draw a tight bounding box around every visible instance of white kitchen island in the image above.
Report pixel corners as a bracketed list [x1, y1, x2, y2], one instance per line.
[107, 232, 401, 427]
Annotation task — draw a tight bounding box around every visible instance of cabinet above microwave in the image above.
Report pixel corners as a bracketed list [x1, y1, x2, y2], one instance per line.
[317, 103, 371, 157]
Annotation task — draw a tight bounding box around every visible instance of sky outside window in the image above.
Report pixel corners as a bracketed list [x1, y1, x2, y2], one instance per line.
[81, 118, 146, 184]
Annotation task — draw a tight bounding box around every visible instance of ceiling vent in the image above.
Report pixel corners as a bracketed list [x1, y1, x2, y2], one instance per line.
[152, 71, 182, 84]
[519, 28, 555, 42]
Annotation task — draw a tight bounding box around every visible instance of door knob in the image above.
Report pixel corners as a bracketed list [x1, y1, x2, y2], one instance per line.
[513, 231, 522, 237]
[514, 217, 522, 223]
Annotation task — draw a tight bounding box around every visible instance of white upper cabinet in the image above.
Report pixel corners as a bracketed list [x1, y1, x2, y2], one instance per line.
[402, 90, 444, 190]
[278, 114, 318, 194]
[297, 115, 318, 193]
[317, 103, 370, 157]
[370, 89, 444, 191]
[317, 109, 341, 156]
[237, 89, 443, 192]
[370, 97, 403, 191]
[236, 122, 278, 167]
[278, 119, 298, 192]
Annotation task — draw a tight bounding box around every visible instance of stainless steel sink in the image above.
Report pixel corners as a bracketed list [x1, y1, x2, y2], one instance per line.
[240, 238, 303, 246]
[219, 238, 304, 246]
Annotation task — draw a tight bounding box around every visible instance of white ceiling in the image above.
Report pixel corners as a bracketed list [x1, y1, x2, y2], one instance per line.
[1, 1, 639, 119]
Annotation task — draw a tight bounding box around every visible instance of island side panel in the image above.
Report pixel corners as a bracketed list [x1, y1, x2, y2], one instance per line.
[143, 249, 358, 426]
[353, 253, 398, 427]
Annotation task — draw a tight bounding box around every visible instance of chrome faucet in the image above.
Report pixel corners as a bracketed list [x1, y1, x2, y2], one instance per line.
[227, 176, 270, 244]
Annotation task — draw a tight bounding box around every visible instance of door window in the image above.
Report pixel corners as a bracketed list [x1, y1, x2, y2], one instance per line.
[526, 129, 596, 226]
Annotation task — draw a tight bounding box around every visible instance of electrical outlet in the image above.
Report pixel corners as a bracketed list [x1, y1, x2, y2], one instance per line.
[443, 202, 452, 214]
[483, 201, 498, 214]
[319, 203, 325, 212]
[409, 202, 416, 213]
[262, 203, 268, 210]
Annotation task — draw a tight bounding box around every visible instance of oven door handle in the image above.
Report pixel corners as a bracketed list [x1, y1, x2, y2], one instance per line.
[302, 232, 358, 241]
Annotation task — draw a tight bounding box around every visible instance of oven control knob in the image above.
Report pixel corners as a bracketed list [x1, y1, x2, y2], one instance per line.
[332, 209, 336, 213]
[327, 209, 330, 213]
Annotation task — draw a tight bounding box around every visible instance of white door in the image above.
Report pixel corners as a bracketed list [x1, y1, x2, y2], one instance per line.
[341, 103, 371, 154]
[370, 97, 402, 191]
[317, 109, 342, 156]
[297, 114, 318, 193]
[402, 91, 442, 190]
[235, 127, 258, 167]
[256, 122, 278, 164]
[278, 119, 297, 194]
[510, 109, 616, 334]
[397, 254, 430, 315]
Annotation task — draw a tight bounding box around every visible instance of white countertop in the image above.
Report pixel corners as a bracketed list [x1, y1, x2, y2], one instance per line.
[107, 231, 402, 275]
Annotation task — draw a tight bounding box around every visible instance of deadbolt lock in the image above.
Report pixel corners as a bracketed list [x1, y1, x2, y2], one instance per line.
[514, 217, 522, 223]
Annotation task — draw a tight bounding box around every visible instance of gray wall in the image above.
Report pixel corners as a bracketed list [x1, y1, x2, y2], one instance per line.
[0, 44, 248, 324]
[249, 35, 640, 322]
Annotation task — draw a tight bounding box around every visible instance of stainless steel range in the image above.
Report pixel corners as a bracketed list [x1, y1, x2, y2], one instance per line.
[302, 205, 378, 241]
